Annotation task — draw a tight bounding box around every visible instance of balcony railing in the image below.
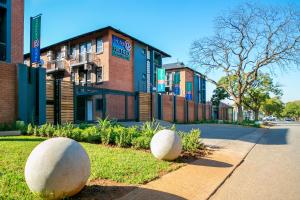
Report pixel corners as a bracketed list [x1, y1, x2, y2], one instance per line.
[46, 60, 67, 73]
[70, 52, 95, 67]
[0, 42, 6, 61]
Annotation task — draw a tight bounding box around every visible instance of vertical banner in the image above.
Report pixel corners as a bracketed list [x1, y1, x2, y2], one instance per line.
[30, 15, 41, 64]
[157, 68, 165, 93]
[186, 82, 192, 100]
[173, 72, 180, 95]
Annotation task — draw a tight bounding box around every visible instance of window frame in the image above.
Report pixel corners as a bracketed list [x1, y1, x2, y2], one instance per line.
[96, 38, 104, 54]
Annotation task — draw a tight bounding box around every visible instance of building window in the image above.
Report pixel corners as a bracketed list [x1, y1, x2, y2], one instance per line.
[80, 43, 87, 54]
[56, 51, 62, 60]
[87, 42, 92, 53]
[96, 38, 103, 53]
[71, 46, 77, 59]
[96, 66, 103, 83]
[96, 99, 103, 111]
[71, 71, 75, 82]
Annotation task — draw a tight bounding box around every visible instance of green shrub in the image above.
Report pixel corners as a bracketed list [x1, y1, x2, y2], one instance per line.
[140, 120, 162, 138]
[132, 136, 151, 149]
[114, 126, 132, 147]
[78, 123, 91, 129]
[33, 125, 39, 136]
[27, 124, 34, 135]
[69, 127, 82, 140]
[180, 129, 202, 152]
[101, 127, 113, 145]
[81, 126, 100, 143]
[15, 121, 27, 134]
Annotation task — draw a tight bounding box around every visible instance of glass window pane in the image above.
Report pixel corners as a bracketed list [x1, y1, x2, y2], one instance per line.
[80, 43, 86, 54]
[96, 39, 103, 53]
[87, 42, 92, 53]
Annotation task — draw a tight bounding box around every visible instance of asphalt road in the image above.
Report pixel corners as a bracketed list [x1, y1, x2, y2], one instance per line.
[210, 123, 300, 200]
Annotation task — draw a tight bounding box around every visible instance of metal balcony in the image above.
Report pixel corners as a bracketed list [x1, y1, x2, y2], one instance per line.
[0, 42, 6, 61]
[46, 60, 67, 74]
[70, 52, 95, 67]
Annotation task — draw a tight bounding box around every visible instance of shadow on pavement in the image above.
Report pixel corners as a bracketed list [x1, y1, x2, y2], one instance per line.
[190, 158, 233, 168]
[72, 185, 187, 200]
[258, 128, 289, 145]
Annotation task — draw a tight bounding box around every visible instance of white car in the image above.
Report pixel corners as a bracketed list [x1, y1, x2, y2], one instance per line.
[262, 116, 277, 121]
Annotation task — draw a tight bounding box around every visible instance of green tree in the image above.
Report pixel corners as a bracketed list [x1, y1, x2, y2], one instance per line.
[242, 74, 282, 121]
[262, 97, 284, 117]
[190, 3, 300, 122]
[282, 101, 300, 120]
[211, 87, 230, 106]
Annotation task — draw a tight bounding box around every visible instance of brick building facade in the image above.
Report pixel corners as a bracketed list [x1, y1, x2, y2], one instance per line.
[24, 26, 170, 121]
[0, 0, 24, 63]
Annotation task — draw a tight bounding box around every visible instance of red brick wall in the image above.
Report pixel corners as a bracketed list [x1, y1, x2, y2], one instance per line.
[176, 96, 185, 123]
[206, 104, 212, 120]
[11, 0, 24, 63]
[127, 96, 135, 120]
[107, 30, 134, 92]
[106, 94, 125, 119]
[0, 63, 17, 123]
[188, 101, 195, 122]
[162, 95, 173, 122]
[198, 104, 203, 121]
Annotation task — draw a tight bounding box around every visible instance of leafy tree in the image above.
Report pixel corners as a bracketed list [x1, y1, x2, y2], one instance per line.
[211, 87, 230, 106]
[282, 101, 300, 120]
[190, 3, 300, 122]
[242, 73, 282, 120]
[261, 97, 284, 117]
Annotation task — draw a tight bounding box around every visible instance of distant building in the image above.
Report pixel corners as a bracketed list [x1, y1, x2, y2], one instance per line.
[0, 0, 24, 63]
[163, 62, 206, 103]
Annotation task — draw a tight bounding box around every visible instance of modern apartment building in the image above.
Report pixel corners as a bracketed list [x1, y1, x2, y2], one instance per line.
[163, 62, 206, 103]
[0, 0, 24, 63]
[24, 26, 170, 93]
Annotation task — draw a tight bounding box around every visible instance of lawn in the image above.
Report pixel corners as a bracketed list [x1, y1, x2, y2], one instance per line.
[0, 136, 183, 200]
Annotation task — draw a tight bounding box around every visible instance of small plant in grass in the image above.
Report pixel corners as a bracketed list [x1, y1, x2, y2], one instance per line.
[101, 127, 113, 145]
[114, 126, 132, 147]
[27, 123, 34, 135]
[180, 129, 202, 152]
[132, 136, 151, 149]
[70, 127, 83, 140]
[140, 119, 162, 137]
[81, 126, 100, 143]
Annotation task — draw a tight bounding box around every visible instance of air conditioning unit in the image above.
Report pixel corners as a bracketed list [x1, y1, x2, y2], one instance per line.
[47, 50, 54, 61]
[61, 45, 67, 59]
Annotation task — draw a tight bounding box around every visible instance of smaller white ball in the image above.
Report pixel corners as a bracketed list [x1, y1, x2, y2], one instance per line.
[150, 129, 182, 161]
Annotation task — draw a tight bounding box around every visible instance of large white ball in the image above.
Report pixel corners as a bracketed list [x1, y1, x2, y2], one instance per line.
[150, 129, 182, 161]
[25, 137, 90, 199]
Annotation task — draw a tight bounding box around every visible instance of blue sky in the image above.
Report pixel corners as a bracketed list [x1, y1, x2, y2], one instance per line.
[24, 0, 300, 103]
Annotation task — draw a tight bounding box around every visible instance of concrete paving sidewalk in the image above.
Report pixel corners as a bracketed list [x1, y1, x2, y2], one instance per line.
[118, 128, 267, 200]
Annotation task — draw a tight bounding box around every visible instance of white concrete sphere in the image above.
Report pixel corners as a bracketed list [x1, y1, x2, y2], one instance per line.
[25, 137, 90, 199]
[150, 129, 182, 161]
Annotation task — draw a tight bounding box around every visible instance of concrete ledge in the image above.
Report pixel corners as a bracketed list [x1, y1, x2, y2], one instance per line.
[0, 130, 21, 136]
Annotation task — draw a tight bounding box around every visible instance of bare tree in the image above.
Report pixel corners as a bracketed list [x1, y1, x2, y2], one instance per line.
[190, 3, 300, 122]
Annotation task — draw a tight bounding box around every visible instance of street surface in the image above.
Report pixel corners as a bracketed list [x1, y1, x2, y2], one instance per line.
[210, 122, 300, 200]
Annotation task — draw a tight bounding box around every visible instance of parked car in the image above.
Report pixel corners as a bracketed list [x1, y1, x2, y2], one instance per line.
[285, 118, 295, 121]
[262, 116, 277, 121]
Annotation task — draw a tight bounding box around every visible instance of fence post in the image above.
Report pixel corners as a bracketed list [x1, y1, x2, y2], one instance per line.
[102, 93, 106, 119]
[125, 94, 128, 120]
[73, 82, 77, 123]
[173, 95, 176, 123]
[54, 79, 61, 125]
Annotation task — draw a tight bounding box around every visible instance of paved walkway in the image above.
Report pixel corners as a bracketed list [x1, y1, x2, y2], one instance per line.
[210, 124, 300, 200]
[118, 126, 266, 200]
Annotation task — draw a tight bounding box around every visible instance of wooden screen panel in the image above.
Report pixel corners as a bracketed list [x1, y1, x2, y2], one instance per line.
[61, 81, 74, 124]
[46, 80, 54, 101]
[46, 104, 54, 124]
[139, 93, 151, 121]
